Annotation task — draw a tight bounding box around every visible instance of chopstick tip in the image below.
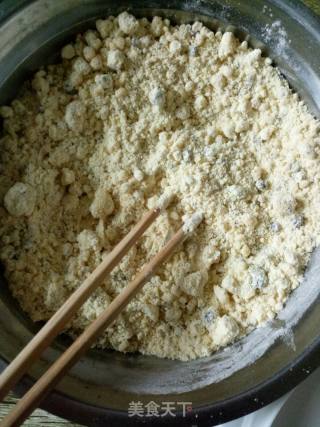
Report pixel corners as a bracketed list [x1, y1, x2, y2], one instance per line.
[157, 191, 174, 212]
[182, 212, 204, 234]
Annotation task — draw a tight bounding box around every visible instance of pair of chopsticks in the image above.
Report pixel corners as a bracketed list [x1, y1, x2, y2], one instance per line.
[0, 198, 203, 426]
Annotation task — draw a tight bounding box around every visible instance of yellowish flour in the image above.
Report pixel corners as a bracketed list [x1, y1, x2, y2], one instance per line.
[0, 13, 320, 360]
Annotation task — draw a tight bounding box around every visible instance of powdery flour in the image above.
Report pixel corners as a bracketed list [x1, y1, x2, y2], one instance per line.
[0, 13, 320, 360]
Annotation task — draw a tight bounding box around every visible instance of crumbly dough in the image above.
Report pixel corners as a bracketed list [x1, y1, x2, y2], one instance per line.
[0, 13, 320, 360]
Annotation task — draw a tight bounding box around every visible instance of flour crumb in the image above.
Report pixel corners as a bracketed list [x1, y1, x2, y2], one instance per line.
[4, 183, 36, 217]
[107, 49, 125, 71]
[89, 186, 114, 219]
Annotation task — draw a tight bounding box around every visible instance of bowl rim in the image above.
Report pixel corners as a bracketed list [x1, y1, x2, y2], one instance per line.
[0, 0, 320, 426]
[1, 333, 319, 426]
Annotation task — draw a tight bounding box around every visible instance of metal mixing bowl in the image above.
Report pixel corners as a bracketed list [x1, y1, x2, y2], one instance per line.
[0, 1, 320, 426]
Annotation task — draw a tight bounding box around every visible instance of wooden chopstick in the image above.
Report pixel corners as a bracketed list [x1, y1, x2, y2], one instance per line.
[0, 207, 161, 402]
[1, 217, 201, 427]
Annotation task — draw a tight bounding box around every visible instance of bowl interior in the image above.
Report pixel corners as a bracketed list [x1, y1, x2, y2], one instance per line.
[0, 0, 320, 425]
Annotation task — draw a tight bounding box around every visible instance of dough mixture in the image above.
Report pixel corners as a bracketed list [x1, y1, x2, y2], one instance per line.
[0, 13, 320, 360]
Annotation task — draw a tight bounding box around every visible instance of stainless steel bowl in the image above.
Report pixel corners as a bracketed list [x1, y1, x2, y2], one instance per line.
[0, 1, 320, 426]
